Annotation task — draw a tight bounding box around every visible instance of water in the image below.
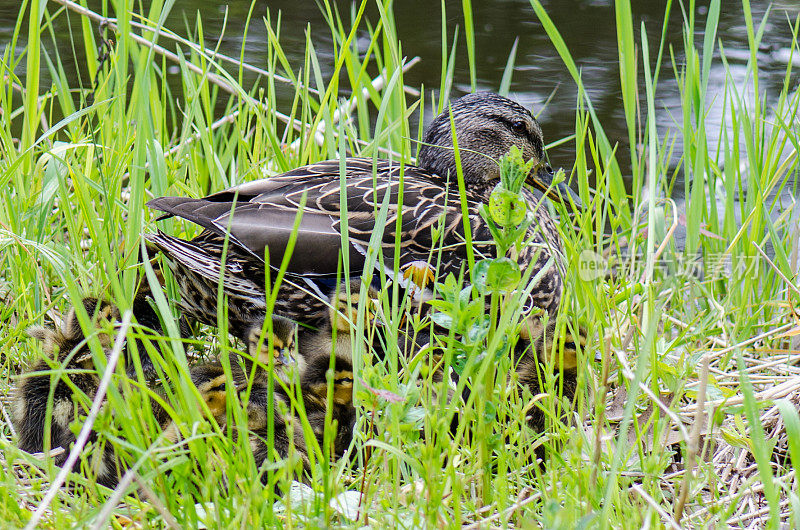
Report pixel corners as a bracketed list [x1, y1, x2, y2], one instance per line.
[2, 0, 800, 194]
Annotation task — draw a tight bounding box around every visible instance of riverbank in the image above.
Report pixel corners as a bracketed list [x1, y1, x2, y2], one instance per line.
[1, 1, 798, 527]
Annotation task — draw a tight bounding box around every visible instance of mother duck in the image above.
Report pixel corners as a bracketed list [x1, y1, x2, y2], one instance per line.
[146, 92, 579, 347]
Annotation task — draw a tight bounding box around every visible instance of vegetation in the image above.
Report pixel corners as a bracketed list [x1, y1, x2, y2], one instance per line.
[1, 0, 798, 527]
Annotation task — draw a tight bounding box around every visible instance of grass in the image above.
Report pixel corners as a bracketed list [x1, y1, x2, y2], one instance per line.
[1, 0, 799, 527]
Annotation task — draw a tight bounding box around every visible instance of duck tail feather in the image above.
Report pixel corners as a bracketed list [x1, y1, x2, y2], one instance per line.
[146, 197, 223, 230]
[146, 197, 265, 261]
[144, 231, 262, 298]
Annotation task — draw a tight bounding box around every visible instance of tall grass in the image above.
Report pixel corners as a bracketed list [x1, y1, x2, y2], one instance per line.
[1, 0, 798, 527]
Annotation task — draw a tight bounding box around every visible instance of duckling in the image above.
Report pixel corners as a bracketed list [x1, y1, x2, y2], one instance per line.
[211, 314, 299, 435]
[297, 279, 383, 365]
[159, 362, 239, 444]
[297, 352, 356, 461]
[289, 277, 388, 461]
[12, 298, 155, 486]
[14, 298, 246, 487]
[514, 323, 589, 433]
[238, 314, 300, 380]
[248, 285, 364, 484]
[248, 351, 356, 484]
[13, 298, 120, 484]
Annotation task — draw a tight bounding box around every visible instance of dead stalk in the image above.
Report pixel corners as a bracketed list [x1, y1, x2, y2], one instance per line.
[674, 352, 709, 523]
[591, 334, 611, 486]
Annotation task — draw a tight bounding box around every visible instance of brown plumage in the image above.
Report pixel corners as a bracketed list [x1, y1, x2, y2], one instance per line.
[145, 93, 579, 347]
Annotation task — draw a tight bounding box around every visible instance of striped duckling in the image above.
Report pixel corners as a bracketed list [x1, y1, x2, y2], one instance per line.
[13, 298, 255, 487]
[13, 298, 121, 486]
[248, 283, 370, 483]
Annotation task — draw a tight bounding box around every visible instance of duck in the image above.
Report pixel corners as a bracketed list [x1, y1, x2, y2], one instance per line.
[12, 299, 251, 487]
[144, 92, 580, 350]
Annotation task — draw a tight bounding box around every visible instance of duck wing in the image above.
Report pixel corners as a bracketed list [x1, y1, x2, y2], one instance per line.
[147, 158, 474, 281]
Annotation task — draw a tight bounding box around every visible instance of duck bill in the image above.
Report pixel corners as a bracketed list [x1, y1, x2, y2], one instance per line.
[276, 348, 296, 367]
[526, 166, 583, 210]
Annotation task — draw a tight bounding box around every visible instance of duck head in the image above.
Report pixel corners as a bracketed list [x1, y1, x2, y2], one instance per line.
[417, 92, 580, 207]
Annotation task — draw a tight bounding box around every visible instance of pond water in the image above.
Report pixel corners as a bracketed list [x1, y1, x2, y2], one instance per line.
[2, 0, 800, 199]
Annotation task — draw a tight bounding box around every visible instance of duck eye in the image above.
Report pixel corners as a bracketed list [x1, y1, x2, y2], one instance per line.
[510, 120, 527, 135]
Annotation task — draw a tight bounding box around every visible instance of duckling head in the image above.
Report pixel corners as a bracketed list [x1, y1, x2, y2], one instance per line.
[193, 372, 229, 419]
[417, 92, 579, 205]
[189, 363, 248, 420]
[556, 327, 588, 371]
[27, 298, 120, 364]
[302, 354, 354, 407]
[160, 364, 239, 443]
[537, 323, 590, 370]
[245, 314, 299, 369]
[328, 279, 381, 334]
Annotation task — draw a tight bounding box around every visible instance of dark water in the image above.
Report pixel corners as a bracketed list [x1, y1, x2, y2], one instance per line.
[3, 1, 800, 188]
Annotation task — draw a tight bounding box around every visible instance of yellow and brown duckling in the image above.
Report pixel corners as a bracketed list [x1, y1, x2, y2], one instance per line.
[513, 322, 589, 433]
[238, 314, 300, 380]
[159, 362, 241, 445]
[248, 285, 365, 484]
[248, 350, 356, 484]
[297, 351, 356, 461]
[222, 314, 301, 436]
